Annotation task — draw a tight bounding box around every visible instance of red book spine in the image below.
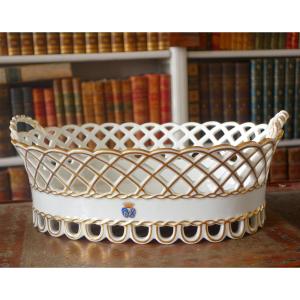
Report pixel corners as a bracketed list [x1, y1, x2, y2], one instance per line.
[32, 88, 47, 127]
[211, 33, 221, 50]
[160, 74, 171, 123]
[43, 88, 57, 126]
[146, 74, 161, 123]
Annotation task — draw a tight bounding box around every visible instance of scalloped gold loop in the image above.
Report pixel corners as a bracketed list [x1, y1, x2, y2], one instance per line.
[64, 221, 83, 240]
[246, 214, 258, 234]
[84, 223, 105, 242]
[228, 219, 246, 239]
[205, 223, 226, 243]
[107, 225, 128, 244]
[32, 209, 38, 226]
[37, 213, 46, 232]
[47, 218, 63, 237]
[131, 225, 153, 244]
[155, 225, 177, 244]
[180, 225, 203, 244]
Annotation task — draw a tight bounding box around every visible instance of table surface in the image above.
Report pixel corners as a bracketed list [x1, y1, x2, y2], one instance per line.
[1, 192, 300, 267]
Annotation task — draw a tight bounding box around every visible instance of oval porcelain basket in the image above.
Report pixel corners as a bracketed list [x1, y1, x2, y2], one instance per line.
[10, 111, 288, 244]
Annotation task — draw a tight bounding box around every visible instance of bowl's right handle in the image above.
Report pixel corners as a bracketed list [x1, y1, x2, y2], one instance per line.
[266, 110, 289, 140]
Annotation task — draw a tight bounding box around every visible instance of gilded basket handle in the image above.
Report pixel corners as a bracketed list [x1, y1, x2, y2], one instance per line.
[266, 110, 289, 139]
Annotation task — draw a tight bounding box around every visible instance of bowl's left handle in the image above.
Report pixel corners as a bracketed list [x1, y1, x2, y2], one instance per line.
[266, 110, 289, 140]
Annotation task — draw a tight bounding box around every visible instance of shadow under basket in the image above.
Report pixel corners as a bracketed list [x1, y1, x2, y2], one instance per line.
[10, 111, 288, 244]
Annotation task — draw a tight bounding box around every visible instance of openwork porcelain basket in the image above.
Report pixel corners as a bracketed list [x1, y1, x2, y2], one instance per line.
[10, 111, 288, 244]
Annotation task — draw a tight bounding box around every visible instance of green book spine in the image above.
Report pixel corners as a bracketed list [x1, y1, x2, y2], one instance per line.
[278, 33, 286, 49]
[250, 59, 263, 123]
[284, 58, 296, 139]
[72, 78, 84, 125]
[62, 78, 76, 124]
[270, 33, 279, 49]
[274, 59, 285, 113]
[262, 59, 274, 123]
[254, 33, 264, 49]
[263, 33, 272, 49]
[187, 63, 200, 122]
[10, 87, 25, 131]
[294, 58, 300, 138]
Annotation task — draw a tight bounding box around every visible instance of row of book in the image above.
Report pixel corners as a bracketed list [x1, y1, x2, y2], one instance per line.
[188, 58, 300, 139]
[269, 147, 300, 183]
[0, 167, 31, 202]
[0, 33, 170, 56]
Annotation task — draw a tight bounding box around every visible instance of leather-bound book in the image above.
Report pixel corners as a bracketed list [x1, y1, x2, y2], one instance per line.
[262, 59, 274, 123]
[136, 32, 147, 51]
[278, 33, 286, 49]
[199, 63, 210, 122]
[22, 87, 34, 130]
[263, 33, 271, 49]
[211, 33, 221, 50]
[43, 88, 57, 126]
[8, 167, 31, 201]
[284, 58, 296, 138]
[20, 33, 34, 55]
[46, 33, 60, 54]
[270, 33, 279, 49]
[146, 74, 160, 123]
[10, 88, 25, 131]
[98, 33, 112, 53]
[111, 79, 124, 123]
[147, 32, 158, 51]
[269, 148, 288, 183]
[130, 75, 149, 123]
[169, 33, 200, 49]
[81, 81, 95, 123]
[73, 32, 86, 54]
[288, 147, 300, 180]
[199, 33, 210, 50]
[32, 88, 47, 127]
[221, 62, 236, 122]
[274, 59, 285, 114]
[121, 79, 133, 122]
[85, 32, 98, 53]
[92, 80, 106, 124]
[0, 32, 8, 55]
[61, 78, 76, 124]
[158, 32, 170, 50]
[208, 63, 223, 122]
[188, 63, 200, 122]
[33, 33, 47, 55]
[103, 80, 115, 122]
[72, 78, 84, 125]
[0, 169, 11, 202]
[294, 58, 300, 138]
[286, 32, 299, 49]
[111, 32, 124, 52]
[60, 32, 73, 54]
[53, 79, 66, 126]
[160, 74, 171, 123]
[7, 33, 21, 55]
[124, 33, 137, 52]
[250, 59, 263, 124]
[254, 33, 264, 49]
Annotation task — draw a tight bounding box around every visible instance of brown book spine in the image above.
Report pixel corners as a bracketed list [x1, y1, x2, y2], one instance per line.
[73, 33, 86, 54]
[0, 32, 8, 55]
[7, 33, 21, 55]
[0, 169, 11, 202]
[121, 79, 133, 122]
[111, 80, 124, 123]
[60, 33, 73, 54]
[158, 33, 170, 50]
[269, 148, 288, 183]
[147, 32, 159, 51]
[288, 147, 300, 180]
[160, 74, 171, 123]
[20, 33, 34, 55]
[61, 78, 76, 124]
[43, 88, 57, 126]
[81, 81, 95, 123]
[8, 167, 31, 201]
[53, 79, 66, 126]
[103, 80, 115, 122]
[222, 62, 236, 121]
[32, 88, 47, 127]
[188, 63, 200, 122]
[72, 78, 84, 125]
[136, 33, 147, 51]
[33, 33, 47, 55]
[98, 33, 112, 53]
[111, 32, 124, 52]
[123, 33, 137, 52]
[146, 74, 160, 123]
[130, 76, 149, 123]
[46, 33, 60, 54]
[85, 32, 98, 53]
[91, 81, 106, 124]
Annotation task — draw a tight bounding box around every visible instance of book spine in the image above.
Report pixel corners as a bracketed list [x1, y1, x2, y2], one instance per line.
[278, 33, 286, 49]
[73, 33, 86, 54]
[98, 33, 112, 53]
[291, 33, 299, 49]
[285, 33, 293, 49]
[123, 33, 137, 52]
[274, 58, 286, 114]
[146, 74, 161, 123]
[8, 167, 31, 201]
[103, 80, 115, 122]
[136, 33, 147, 51]
[208, 63, 223, 122]
[160, 74, 171, 123]
[7, 33, 21, 55]
[270, 33, 279, 49]
[32, 88, 47, 127]
[111, 79, 124, 123]
[147, 32, 158, 51]
[53, 79, 66, 126]
[262, 59, 274, 123]
[121, 79, 134, 122]
[111, 32, 124, 52]
[130, 76, 149, 123]
[254, 33, 264, 49]
[284, 58, 296, 139]
[43, 88, 57, 126]
[158, 32, 170, 50]
[169, 33, 201, 49]
[242, 33, 249, 50]
[61, 78, 76, 124]
[199, 33, 210, 50]
[10, 87, 25, 131]
[72, 78, 84, 125]
[294, 58, 300, 138]
[60, 33, 73, 54]
[22, 86, 34, 131]
[46, 33, 60, 54]
[211, 33, 220, 50]
[92, 80, 106, 124]
[0, 169, 11, 202]
[33, 32, 47, 55]
[0, 32, 8, 55]
[81, 81, 95, 123]
[20, 33, 34, 55]
[288, 147, 300, 180]
[187, 63, 200, 122]
[221, 62, 236, 121]
[85, 32, 98, 53]
[235, 62, 250, 123]
[199, 63, 210, 122]
[269, 148, 288, 183]
[263, 33, 271, 49]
